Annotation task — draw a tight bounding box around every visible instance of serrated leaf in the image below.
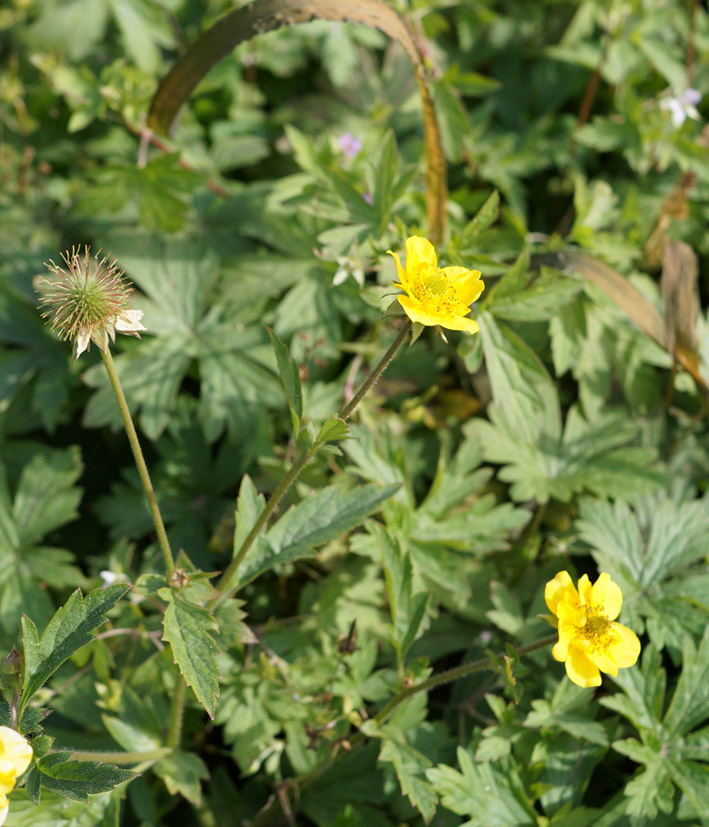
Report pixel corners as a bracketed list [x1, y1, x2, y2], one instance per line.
[239, 482, 399, 586]
[267, 483, 400, 558]
[154, 752, 209, 806]
[377, 525, 430, 664]
[37, 752, 136, 801]
[427, 746, 538, 825]
[162, 593, 220, 717]
[19, 585, 129, 720]
[379, 738, 437, 822]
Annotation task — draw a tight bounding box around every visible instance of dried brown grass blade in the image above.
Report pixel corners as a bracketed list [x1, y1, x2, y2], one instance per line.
[147, 0, 447, 242]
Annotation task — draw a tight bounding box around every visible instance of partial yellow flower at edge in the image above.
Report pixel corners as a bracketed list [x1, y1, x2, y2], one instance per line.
[544, 571, 641, 689]
[387, 236, 484, 334]
[0, 791, 8, 827]
[0, 726, 33, 795]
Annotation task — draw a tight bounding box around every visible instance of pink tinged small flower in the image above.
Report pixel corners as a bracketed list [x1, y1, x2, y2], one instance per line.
[362, 192, 373, 205]
[662, 88, 702, 128]
[37, 246, 146, 359]
[338, 132, 363, 158]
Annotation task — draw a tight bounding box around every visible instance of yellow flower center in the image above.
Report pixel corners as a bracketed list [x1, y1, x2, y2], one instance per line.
[409, 264, 460, 315]
[577, 607, 612, 649]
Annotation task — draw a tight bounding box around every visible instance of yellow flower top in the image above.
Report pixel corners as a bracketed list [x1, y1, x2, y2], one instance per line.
[387, 236, 484, 334]
[545, 571, 641, 688]
[0, 726, 33, 824]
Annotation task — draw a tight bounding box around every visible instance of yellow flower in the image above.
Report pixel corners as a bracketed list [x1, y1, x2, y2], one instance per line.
[0, 792, 7, 827]
[545, 571, 641, 688]
[387, 236, 484, 334]
[0, 726, 33, 796]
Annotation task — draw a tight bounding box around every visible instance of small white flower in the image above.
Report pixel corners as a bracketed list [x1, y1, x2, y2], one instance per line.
[662, 88, 702, 128]
[99, 570, 129, 588]
[333, 255, 365, 288]
[99, 570, 119, 587]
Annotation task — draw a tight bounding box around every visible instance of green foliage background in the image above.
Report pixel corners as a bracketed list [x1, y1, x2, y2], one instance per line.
[1, 0, 709, 824]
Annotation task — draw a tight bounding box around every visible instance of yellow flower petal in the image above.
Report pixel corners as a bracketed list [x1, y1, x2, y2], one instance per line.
[0, 792, 7, 827]
[406, 236, 437, 271]
[551, 639, 568, 662]
[443, 267, 484, 306]
[545, 571, 575, 616]
[0, 726, 33, 790]
[592, 572, 622, 620]
[577, 574, 593, 606]
[608, 623, 641, 668]
[565, 646, 602, 688]
[439, 314, 480, 334]
[386, 250, 408, 287]
[397, 295, 446, 327]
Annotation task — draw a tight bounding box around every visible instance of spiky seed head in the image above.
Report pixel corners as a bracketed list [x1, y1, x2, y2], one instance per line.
[37, 246, 146, 359]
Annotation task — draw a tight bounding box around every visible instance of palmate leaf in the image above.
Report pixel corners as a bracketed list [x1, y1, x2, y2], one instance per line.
[471, 318, 666, 504]
[0, 287, 77, 430]
[379, 737, 437, 823]
[602, 630, 709, 823]
[19, 584, 129, 720]
[81, 235, 282, 440]
[576, 494, 709, 648]
[427, 746, 539, 826]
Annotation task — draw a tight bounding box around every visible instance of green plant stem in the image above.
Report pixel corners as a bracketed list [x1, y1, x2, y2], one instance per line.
[167, 674, 187, 750]
[68, 748, 171, 764]
[212, 320, 412, 606]
[101, 349, 174, 575]
[213, 442, 319, 606]
[370, 632, 558, 726]
[339, 320, 412, 420]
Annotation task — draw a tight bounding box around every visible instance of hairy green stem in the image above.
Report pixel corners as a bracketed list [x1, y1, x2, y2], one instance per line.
[339, 320, 412, 420]
[371, 633, 558, 725]
[213, 320, 412, 606]
[101, 349, 174, 574]
[213, 442, 319, 606]
[68, 747, 171, 764]
[167, 674, 187, 751]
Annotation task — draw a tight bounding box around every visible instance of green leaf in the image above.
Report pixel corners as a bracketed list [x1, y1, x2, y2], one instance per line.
[11, 447, 83, 544]
[461, 190, 499, 245]
[19, 584, 129, 720]
[377, 525, 430, 664]
[576, 495, 709, 648]
[266, 483, 400, 558]
[36, 752, 136, 801]
[162, 593, 221, 718]
[317, 414, 350, 445]
[379, 737, 437, 822]
[154, 752, 209, 806]
[427, 746, 538, 825]
[267, 326, 303, 435]
[239, 482, 399, 586]
[600, 632, 709, 821]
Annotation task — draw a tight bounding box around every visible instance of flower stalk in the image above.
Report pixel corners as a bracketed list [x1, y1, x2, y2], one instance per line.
[101, 349, 174, 575]
[213, 319, 414, 606]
